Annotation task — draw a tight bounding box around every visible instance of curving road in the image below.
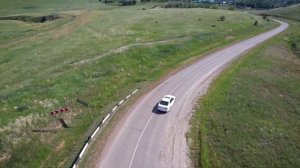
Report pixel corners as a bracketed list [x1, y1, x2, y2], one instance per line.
[95, 20, 288, 168]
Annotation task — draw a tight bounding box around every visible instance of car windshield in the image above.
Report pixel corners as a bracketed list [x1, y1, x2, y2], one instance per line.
[160, 101, 169, 106]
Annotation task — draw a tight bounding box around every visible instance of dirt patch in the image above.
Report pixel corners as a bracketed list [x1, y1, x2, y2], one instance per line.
[0, 14, 61, 23]
[0, 11, 91, 48]
[53, 11, 92, 38]
[225, 35, 234, 40]
[55, 141, 65, 152]
[0, 153, 11, 163]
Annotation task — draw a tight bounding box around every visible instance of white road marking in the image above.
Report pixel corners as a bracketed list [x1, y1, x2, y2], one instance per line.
[119, 100, 124, 105]
[128, 114, 154, 168]
[132, 89, 138, 94]
[79, 143, 89, 158]
[91, 127, 100, 139]
[102, 114, 110, 123]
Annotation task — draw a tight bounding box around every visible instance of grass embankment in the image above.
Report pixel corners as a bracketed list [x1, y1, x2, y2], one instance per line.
[0, 1, 275, 167]
[258, 4, 300, 57]
[256, 4, 300, 21]
[188, 6, 300, 168]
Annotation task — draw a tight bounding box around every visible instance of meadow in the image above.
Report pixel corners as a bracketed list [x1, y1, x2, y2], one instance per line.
[256, 4, 300, 21]
[0, 1, 275, 167]
[188, 4, 300, 168]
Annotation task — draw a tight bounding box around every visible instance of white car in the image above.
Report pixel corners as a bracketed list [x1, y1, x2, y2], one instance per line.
[157, 95, 176, 112]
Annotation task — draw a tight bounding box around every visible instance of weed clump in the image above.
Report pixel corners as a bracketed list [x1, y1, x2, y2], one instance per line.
[228, 6, 235, 10]
[219, 15, 225, 21]
[254, 20, 258, 26]
[15, 104, 30, 112]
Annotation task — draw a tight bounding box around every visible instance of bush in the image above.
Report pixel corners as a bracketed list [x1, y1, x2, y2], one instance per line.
[262, 15, 268, 20]
[118, 0, 136, 6]
[164, 1, 214, 8]
[164, 2, 193, 8]
[254, 20, 258, 26]
[228, 6, 235, 10]
[211, 5, 219, 9]
[219, 15, 225, 21]
[103, 0, 115, 3]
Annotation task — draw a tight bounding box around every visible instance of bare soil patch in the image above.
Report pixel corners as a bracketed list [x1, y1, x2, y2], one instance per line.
[0, 14, 61, 23]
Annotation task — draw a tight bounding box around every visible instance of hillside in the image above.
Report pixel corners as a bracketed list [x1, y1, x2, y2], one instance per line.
[257, 4, 300, 21]
[0, 1, 276, 167]
[189, 4, 300, 168]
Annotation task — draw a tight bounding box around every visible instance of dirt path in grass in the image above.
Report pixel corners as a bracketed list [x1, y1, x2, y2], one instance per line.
[72, 36, 191, 66]
[0, 11, 91, 49]
[52, 11, 92, 38]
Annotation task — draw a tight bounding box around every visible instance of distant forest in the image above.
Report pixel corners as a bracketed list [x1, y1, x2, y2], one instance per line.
[234, 0, 300, 8]
[106, 0, 300, 9]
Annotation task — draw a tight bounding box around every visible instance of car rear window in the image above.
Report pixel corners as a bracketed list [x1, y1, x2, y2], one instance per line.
[160, 101, 169, 106]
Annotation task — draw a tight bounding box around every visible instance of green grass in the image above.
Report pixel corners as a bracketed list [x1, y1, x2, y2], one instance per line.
[0, 2, 276, 167]
[256, 4, 300, 21]
[188, 7, 300, 168]
[257, 4, 300, 57]
[0, 0, 110, 16]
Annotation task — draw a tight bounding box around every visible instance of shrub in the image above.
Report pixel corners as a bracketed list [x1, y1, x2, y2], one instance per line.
[219, 15, 225, 21]
[262, 15, 268, 20]
[254, 20, 258, 26]
[103, 0, 115, 3]
[118, 0, 136, 6]
[164, 2, 194, 8]
[211, 5, 219, 9]
[228, 6, 235, 10]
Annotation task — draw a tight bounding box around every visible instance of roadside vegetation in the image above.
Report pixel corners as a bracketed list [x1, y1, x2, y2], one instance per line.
[256, 4, 300, 21]
[0, 0, 276, 167]
[188, 4, 300, 168]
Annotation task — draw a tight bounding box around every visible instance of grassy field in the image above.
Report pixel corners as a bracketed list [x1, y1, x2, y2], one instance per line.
[0, 1, 276, 167]
[188, 5, 300, 168]
[256, 4, 300, 21]
[256, 4, 300, 57]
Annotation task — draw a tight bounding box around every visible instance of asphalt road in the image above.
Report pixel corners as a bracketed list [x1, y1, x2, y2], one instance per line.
[96, 20, 288, 168]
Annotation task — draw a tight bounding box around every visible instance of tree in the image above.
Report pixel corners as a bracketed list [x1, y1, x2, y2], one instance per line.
[235, 0, 300, 9]
[118, 0, 137, 6]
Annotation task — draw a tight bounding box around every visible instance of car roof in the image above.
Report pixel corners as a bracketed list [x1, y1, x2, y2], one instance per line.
[162, 95, 175, 101]
[161, 98, 170, 102]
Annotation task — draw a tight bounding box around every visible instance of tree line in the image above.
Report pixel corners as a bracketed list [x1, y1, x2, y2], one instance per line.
[235, 0, 300, 9]
[101, 0, 300, 9]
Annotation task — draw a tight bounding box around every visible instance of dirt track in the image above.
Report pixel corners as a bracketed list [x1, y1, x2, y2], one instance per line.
[94, 20, 288, 168]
